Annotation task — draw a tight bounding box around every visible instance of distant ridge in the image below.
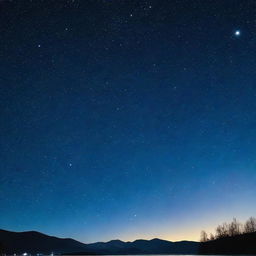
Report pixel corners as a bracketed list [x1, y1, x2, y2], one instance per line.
[0, 229, 199, 254]
[0, 229, 90, 254]
[86, 237, 199, 255]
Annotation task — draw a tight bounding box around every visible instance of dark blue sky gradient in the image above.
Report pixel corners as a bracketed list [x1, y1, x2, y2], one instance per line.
[1, 0, 256, 243]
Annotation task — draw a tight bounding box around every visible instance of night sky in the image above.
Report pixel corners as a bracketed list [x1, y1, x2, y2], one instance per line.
[1, 0, 256, 243]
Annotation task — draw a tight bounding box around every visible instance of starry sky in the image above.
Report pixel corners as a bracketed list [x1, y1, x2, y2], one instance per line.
[1, 0, 256, 243]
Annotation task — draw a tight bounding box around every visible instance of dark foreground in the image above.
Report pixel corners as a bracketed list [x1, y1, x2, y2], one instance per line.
[1, 229, 256, 255]
[199, 231, 256, 254]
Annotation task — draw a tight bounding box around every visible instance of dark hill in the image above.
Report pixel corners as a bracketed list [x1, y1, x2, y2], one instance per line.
[86, 237, 199, 254]
[0, 229, 90, 254]
[199, 231, 256, 254]
[0, 229, 199, 255]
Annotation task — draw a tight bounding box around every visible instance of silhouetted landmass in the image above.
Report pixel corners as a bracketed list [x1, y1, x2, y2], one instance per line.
[0, 229, 90, 254]
[200, 217, 256, 242]
[199, 231, 256, 254]
[84, 238, 199, 255]
[199, 217, 256, 254]
[2, 226, 256, 255]
[0, 229, 199, 255]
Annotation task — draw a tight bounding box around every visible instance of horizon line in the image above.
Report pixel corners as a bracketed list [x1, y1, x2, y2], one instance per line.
[0, 228, 199, 244]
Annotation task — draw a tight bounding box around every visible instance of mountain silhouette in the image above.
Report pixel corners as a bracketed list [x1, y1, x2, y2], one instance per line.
[0, 229, 90, 254]
[86, 237, 199, 254]
[0, 229, 199, 254]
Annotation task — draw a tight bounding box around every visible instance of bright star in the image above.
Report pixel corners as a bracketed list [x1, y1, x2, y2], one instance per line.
[234, 30, 241, 36]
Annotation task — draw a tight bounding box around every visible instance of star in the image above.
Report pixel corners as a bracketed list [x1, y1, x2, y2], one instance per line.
[234, 30, 241, 37]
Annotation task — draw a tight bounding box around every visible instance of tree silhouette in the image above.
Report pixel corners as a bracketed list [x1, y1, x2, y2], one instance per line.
[228, 218, 242, 236]
[244, 217, 256, 233]
[209, 233, 215, 240]
[216, 223, 229, 239]
[200, 230, 208, 242]
[200, 216, 256, 242]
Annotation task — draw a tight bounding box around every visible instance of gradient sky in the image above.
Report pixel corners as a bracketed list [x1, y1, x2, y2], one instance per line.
[1, 0, 256, 243]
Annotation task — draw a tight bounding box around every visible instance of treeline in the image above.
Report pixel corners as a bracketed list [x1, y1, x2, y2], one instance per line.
[200, 216, 256, 242]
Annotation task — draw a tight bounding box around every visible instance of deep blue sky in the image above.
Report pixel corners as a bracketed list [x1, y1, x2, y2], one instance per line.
[1, 0, 256, 243]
